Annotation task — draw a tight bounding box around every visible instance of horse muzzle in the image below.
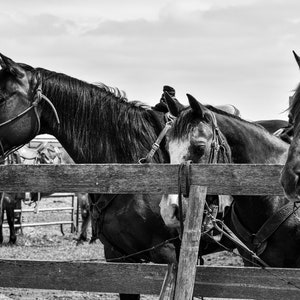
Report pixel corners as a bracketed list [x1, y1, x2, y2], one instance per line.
[281, 164, 300, 203]
[160, 194, 185, 229]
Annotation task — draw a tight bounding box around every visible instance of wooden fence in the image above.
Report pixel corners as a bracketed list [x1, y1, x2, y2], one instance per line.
[0, 163, 300, 299]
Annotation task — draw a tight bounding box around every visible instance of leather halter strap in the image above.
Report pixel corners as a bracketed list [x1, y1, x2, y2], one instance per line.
[231, 202, 300, 256]
[0, 82, 60, 159]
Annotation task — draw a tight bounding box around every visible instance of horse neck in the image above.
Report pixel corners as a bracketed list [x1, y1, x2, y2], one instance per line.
[37, 70, 167, 163]
[214, 113, 290, 232]
[215, 113, 289, 164]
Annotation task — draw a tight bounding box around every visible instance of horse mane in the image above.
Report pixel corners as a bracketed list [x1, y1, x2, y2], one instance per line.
[170, 104, 267, 138]
[93, 82, 128, 101]
[33, 68, 167, 163]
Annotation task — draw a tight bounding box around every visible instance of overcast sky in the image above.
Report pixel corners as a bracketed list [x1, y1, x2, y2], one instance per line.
[1, 0, 300, 121]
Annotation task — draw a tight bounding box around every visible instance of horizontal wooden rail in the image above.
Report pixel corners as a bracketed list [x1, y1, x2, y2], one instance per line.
[0, 164, 285, 195]
[3, 220, 73, 228]
[0, 260, 299, 299]
[14, 207, 74, 213]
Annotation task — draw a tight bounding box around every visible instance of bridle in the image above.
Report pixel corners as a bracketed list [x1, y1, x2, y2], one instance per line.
[177, 111, 232, 238]
[207, 111, 232, 164]
[0, 80, 60, 159]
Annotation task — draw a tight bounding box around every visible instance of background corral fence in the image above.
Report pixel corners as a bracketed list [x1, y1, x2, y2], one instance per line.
[0, 163, 300, 299]
[3, 193, 78, 234]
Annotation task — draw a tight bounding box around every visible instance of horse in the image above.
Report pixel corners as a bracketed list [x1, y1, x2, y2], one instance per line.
[159, 92, 300, 268]
[281, 51, 300, 200]
[0, 53, 183, 300]
[37, 143, 94, 243]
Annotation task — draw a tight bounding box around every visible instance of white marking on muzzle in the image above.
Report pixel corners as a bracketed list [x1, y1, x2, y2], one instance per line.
[160, 194, 180, 228]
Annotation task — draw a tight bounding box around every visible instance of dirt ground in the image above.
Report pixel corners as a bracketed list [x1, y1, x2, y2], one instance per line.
[0, 195, 243, 300]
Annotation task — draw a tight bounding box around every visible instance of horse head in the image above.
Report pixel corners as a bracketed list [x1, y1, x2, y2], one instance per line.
[281, 51, 300, 202]
[0, 53, 59, 159]
[160, 93, 231, 230]
[0, 53, 41, 156]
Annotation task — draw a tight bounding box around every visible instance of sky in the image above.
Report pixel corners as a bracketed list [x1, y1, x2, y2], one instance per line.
[1, 0, 300, 121]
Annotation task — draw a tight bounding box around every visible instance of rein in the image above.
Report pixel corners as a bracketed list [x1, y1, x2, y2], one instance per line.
[138, 112, 176, 164]
[230, 201, 300, 258]
[0, 82, 60, 159]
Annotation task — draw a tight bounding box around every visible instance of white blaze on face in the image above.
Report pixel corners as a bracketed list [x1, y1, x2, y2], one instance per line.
[160, 138, 190, 228]
[168, 138, 190, 164]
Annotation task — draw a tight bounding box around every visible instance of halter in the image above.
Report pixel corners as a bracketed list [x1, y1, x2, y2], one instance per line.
[0, 81, 60, 159]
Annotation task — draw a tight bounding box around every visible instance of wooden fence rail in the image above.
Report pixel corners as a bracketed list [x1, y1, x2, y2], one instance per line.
[0, 163, 284, 195]
[0, 163, 299, 299]
[0, 260, 299, 299]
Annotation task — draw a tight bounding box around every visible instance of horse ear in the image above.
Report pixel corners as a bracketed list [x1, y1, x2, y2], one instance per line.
[164, 92, 179, 117]
[0, 53, 25, 78]
[293, 51, 300, 69]
[186, 94, 206, 118]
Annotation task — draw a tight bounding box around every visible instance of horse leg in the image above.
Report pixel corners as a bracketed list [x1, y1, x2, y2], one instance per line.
[89, 212, 97, 244]
[77, 211, 90, 245]
[6, 198, 16, 244]
[0, 194, 3, 244]
[76, 193, 93, 244]
[0, 212, 3, 244]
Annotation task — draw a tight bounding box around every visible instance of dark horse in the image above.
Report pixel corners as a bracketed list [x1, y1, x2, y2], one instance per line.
[0, 152, 23, 244]
[159, 92, 300, 268]
[281, 51, 300, 200]
[0, 54, 181, 300]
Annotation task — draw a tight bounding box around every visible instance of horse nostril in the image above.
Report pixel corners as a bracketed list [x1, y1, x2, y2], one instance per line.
[293, 167, 300, 178]
[174, 205, 180, 220]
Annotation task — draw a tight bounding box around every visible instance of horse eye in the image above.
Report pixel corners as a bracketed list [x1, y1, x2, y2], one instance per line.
[190, 144, 206, 157]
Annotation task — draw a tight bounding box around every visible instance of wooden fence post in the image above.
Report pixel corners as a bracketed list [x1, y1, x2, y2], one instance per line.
[174, 185, 207, 300]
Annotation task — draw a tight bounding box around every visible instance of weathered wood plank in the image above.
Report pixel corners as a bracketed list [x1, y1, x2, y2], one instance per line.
[159, 263, 177, 300]
[0, 164, 284, 195]
[175, 186, 207, 300]
[0, 260, 299, 299]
